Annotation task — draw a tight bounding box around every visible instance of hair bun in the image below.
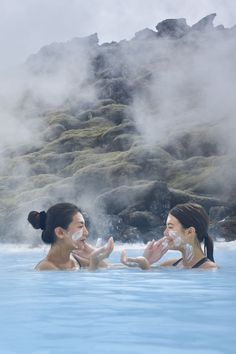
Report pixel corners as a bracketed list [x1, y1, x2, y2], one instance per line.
[28, 210, 47, 230]
[27, 211, 41, 229]
[39, 211, 47, 230]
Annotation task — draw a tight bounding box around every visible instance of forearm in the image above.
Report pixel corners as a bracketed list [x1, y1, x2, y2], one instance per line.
[121, 254, 151, 270]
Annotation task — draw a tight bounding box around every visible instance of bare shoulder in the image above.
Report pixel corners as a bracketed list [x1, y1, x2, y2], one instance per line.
[35, 260, 58, 271]
[200, 261, 219, 270]
[160, 258, 179, 267]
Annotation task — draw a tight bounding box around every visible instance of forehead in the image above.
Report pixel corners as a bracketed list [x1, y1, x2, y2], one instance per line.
[71, 212, 85, 224]
[166, 214, 181, 227]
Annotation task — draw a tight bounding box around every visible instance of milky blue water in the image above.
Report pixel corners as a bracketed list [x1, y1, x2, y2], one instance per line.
[0, 242, 235, 354]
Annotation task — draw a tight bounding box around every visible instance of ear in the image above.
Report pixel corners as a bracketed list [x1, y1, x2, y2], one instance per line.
[186, 226, 196, 236]
[54, 227, 65, 240]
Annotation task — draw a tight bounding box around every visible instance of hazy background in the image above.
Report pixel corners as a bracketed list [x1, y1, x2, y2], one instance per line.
[0, 0, 236, 71]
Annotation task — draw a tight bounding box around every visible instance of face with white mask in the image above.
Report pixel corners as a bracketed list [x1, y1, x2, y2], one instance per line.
[164, 214, 188, 250]
[164, 213, 198, 263]
[63, 212, 88, 250]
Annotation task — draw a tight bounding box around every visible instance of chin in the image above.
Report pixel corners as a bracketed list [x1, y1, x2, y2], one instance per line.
[167, 241, 173, 250]
[71, 241, 78, 250]
[168, 242, 178, 251]
[77, 241, 85, 250]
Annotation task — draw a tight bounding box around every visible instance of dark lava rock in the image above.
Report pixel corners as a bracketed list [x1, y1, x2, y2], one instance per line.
[156, 18, 190, 38]
[216, 216, 236, 241]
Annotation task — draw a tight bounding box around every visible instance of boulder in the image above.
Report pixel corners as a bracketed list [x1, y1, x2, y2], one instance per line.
[156, 18, 190, 38]
[215, 216, 236, 241]
[96, 180, 171, 220]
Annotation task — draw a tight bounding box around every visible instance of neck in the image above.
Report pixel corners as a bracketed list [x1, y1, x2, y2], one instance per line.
[179, 240, 205, 268]
[47, 242, 72, 267]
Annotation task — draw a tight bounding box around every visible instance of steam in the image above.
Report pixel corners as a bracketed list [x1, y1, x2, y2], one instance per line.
[131, 27, 236, 152]
[0, 34, 98, 244]
[0, 35, 97, 147]
[0, 0, 235, 70]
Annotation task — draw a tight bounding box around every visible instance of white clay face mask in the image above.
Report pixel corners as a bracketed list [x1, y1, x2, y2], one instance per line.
[71, 229, 84, 241]
[169, 231, 182, 247]
[161, 239, 169, 249]
[183, 243, 193, 262]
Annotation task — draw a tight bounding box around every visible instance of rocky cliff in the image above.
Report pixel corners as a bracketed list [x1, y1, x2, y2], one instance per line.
[1, 14, 236, 244]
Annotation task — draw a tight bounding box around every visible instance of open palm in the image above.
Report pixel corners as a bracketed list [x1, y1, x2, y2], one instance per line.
[89, 237, 114, 269]
[143, 237, 168, 265]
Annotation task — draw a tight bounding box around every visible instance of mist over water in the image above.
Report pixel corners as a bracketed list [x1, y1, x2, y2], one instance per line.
[131, 28, 236, 151]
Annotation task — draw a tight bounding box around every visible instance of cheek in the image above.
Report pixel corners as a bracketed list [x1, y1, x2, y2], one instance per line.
[172, 236, 182, 247]
[166, 230, 183, 247]
[72, 230, 84, 241]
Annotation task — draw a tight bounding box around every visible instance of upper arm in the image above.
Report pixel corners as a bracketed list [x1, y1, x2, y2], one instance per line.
[35, 261, 58, 271]
[159, 258, 178, 267]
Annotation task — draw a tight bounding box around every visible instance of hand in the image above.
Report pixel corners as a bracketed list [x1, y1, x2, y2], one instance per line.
[143, 237, 168, 265]
[83, 242, 96, 253]
[89, 237, 114, 270]
[120, 250, 150, 270]
[72, 242, 92, 267]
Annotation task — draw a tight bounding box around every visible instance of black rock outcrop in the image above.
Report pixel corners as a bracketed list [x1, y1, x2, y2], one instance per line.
[156, 18, 190, 38]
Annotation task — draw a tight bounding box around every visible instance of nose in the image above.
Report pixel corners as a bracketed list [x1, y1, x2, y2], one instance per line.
[163, 228, 169, 237]
[83, 225, 89, 237]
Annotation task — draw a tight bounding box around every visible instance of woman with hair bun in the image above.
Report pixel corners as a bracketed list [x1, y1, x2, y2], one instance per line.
[28, 202, 114, 271]
[121, 203, 218, 270]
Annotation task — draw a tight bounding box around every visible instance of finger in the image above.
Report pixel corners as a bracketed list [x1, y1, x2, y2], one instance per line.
[108, 237, 114, 249]
[132, 256, 150, 270]
[161, 239, 169, 249]
[105, 238, 114, 255]
[146, 241, 152, 247]
[149, 240, 155, 247]
[124, 257, 141, 267]
[154, 238, 168, 249]
[153, 240, 163, 249]
[120, 250, 127, 263]
[126, 257, 138, 263]
[146, 239, 155, 250]
[160, 246, 168, 256]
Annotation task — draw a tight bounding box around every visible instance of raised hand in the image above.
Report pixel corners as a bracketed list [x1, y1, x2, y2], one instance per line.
[143, 237, 168, 265]
[120, 250, 150, 270]
[72, 242, 95, 267]
[89, 237, 114, 270]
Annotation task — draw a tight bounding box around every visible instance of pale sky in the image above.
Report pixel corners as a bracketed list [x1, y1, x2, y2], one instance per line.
[0, 0, 235, 70]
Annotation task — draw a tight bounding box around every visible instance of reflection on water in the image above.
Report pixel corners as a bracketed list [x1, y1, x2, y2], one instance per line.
[0, 242, 235, 354]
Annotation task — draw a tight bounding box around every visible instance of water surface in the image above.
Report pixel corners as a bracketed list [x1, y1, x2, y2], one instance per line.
[0, 242, 235, 354]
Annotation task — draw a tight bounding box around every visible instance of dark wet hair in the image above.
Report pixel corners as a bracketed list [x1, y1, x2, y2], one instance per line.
[169, 203, 214, 262]
[28, 203, 81, 244]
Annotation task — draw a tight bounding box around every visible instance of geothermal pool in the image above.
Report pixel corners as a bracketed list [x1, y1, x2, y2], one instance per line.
[0, 242, 235, 354]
